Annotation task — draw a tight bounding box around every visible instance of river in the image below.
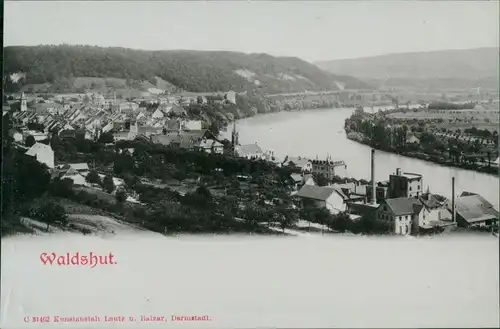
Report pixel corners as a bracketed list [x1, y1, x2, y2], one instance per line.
[226, 107, 499, 208]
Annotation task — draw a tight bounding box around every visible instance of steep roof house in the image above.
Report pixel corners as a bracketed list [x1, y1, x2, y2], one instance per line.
[152, 108, 166, 119]
[235, 143, 264, 159]
[171, 105, 187, 116]
[377, 197, 424, 235]
[151, 135, 181, 146]
[303, 174, 316, 186]
[25, 142, 55, 169]
[295, 185, 348, 214]
[53, 167, 87, 186]
[283, 156, 313, 172]
[446, 193, 499, 228]
[58, 163, 90, 174]
[197, 139, 224, 154]
[416, 193, 455, 232]
[164, 119, 181, 134]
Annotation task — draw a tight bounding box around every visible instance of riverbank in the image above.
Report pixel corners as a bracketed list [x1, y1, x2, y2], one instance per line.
[346, 132, 498, 176]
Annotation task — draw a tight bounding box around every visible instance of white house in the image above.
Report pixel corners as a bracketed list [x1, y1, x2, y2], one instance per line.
[58, 163, 90, 177]
[197, 139, 224, 154]
[183, 120, 203, 131]
[12, 131, 23, 142]
[295, 185, 347, 214]
[102, 122, 114, 133]
[376, 197, 424, 235]
[152, 108, 165, 119]
[225, 90, 237, 104]
[303, 174, 316, 186]
[283, 156, 313, 172]
[60, 167, 87, 186]
[23, 130, 48, 142]
[235, 143, 264, 159]
[25, 143, 55, 169]
[417, 193, 454, 231]
[159, 103, 173, 114]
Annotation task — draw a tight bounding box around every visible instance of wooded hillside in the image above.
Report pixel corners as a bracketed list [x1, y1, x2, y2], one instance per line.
[3, 45, 371, 94]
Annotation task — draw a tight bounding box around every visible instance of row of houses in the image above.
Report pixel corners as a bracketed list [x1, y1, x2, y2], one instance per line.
[4, 89, 239, 145]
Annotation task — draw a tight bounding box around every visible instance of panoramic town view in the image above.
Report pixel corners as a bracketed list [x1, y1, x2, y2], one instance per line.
[1, 1, 499, 328]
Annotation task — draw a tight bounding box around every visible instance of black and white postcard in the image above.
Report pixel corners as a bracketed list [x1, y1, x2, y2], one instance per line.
[1, 1, 499, 328]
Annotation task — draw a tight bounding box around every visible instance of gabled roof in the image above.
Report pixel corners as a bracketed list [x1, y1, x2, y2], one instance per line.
[418, 193, 445, 210]
[62, 167, 80, 176]
[295, 185, 337, 201]
[63, 163, 89, 171]
[290, 173, 303, 182]
[303, 174, 314, 183]
[113, 131, 130, 138]
[198, 139, 216, 149]
[164, 119, 180, 130]
[284, 156, 311, 167]
[454, 194, 499, 223]
[138, 125, 161, 135]
[235, 143, 263, 156]
[151, 135, 180, 146]
[384, 197, 423, 216]
[25, 142, 53, 156]
[171, 105, 186, 114]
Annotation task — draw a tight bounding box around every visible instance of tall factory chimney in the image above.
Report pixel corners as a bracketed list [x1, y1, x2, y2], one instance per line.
[452, 177, 456, 222]
[371, 149, 376, 205]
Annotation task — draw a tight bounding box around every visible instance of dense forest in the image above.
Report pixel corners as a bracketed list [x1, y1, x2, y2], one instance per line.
[3, 45, 371, 94]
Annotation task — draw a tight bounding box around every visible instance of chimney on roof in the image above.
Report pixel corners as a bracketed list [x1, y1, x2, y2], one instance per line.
[396, 168, 402, 176]
[371, 149, 376, 205]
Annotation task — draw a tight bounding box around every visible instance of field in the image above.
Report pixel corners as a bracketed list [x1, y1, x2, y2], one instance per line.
[17, 75, 178, 95]
[387, 109, 499, 121]
[436, 122, 499, 131]
[387, 108, 499, 132]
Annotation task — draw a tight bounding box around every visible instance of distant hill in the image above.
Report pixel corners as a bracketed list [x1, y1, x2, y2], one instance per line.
[3, 45, 371, 95]
[316, 47, 499, 90]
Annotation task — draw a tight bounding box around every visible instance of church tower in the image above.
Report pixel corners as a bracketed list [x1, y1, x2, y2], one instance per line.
[20, 92, 27, 112]
[231, 121, 239, 148]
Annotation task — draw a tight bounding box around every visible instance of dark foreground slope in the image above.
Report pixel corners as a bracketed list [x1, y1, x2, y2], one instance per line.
[3, 45, 370, 94]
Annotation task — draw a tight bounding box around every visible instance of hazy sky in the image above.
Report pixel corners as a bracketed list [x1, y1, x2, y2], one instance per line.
[4, 1, 499, 62]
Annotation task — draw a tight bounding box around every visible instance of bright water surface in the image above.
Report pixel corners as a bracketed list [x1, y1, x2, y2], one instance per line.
[225, 107, 499, 208]
[1, 233, 499, 328]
